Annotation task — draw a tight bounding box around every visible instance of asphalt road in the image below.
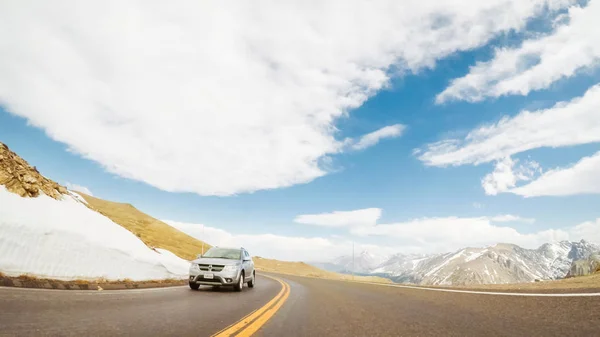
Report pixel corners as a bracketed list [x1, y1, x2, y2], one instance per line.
[2, 273, 600, 337]
[0, 275, 280, 337]
[260, 274, 600, 337]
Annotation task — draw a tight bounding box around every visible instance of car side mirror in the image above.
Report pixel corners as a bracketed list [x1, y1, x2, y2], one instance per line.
[243, 257, 251, 261]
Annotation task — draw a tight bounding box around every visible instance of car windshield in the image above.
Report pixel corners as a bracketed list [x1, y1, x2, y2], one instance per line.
[202, 248, 242, 260]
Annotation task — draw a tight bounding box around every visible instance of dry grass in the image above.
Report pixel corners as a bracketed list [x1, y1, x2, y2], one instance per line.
[0, 273, 186, 285]
[254, 256, 392, 284]
[76, 192, 210, 261]
[436, 273, 600, 291]
[16, 274, 39, 281]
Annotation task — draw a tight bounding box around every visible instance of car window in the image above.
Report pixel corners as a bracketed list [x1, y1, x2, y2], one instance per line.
[203, 248, 242, 259]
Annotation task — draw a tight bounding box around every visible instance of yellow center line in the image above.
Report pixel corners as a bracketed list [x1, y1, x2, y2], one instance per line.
[235, 282, 291, 337]
[212, 275, 290, 337]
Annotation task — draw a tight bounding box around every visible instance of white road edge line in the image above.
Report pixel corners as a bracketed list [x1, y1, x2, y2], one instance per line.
[361, 281, 600, 297]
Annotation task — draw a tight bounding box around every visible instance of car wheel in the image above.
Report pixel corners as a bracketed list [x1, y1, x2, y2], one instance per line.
[189, 282, 200, 290]
[234, 273, 244, 292]
[248, 271, 255, 288]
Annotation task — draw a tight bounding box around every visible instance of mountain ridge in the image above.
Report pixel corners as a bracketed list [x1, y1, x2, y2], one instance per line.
[315, 240, 600, 285]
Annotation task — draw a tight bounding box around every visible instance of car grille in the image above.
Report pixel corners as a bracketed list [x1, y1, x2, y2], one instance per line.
[198, 264, 224, 272]
[198, 279, 222, 284]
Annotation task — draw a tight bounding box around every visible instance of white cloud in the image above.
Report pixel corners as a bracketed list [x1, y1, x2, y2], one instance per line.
[481, 157, 541, 195]
[437, 0, 600, 103]
[64, 182, 93, 196]
[472, 202, 484, 209]
[294, 208, 382, 227]
[351, 216, 568, 252]
[511, 151, 600, 197]
[568, 218, 600, 244]
[419, 84, 600, 167]
[350, 124, 405, 150]
[165, 215, 600, 260]
[164, 220, 396, 262]
[0, 0, 574, 196]
[488, 214, 536, 224]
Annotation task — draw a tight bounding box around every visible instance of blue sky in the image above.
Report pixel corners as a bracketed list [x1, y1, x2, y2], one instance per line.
[1, 0, 600, 261]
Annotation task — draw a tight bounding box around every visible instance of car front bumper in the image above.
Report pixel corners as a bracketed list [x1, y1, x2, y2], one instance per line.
[189, 270, 241, 286]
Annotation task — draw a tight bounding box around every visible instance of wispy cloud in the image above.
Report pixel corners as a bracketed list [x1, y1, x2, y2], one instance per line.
[349, 216, 555, 251]
[296, 208, 546, 252]
[350, 124, 405, 151]
[294, 208, 382, 228]
[437, 0, 600, 103]
[481, 157, 541, 195]
[418, 84, 600, 167]
[511, 151, 600, 197]
[488, 214, 535, 224]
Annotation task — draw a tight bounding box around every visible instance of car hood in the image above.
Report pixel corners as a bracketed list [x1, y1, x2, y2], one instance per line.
[191, 257, 240, 265]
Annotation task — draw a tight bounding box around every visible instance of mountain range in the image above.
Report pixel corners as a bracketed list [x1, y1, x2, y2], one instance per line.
[312, 240, 600, 285]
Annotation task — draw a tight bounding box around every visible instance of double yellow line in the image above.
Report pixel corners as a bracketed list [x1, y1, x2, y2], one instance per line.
[212, 275, 290, 337]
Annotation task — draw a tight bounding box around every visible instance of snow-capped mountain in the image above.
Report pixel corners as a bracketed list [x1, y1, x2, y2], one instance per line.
[317, 240, 600, 285]
[370, 253, 432, 283]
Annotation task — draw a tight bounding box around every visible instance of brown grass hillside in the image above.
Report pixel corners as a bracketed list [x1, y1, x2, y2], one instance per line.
[76, 192, 211, 261]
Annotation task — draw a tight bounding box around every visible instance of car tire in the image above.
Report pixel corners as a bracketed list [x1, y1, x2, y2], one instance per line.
[248, 272, 255, 288]
[189, 282, 200, 290]
[234, 272, 244, 292]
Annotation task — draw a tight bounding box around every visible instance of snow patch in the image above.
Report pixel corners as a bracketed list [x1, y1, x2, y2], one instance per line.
[68, 191, 88, 204]
[465, 249, 487, 262]
[412, 257, 427, 268]
[425, 251, 464, 277]
[0, 187, 190, 281]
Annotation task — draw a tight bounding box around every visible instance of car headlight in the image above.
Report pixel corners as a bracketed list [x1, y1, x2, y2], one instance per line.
[190, 263, 200, 271]
[222, 264, 239, 272]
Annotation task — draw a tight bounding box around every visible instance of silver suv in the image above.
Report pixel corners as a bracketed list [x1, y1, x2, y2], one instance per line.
[188, 247, 255, 291]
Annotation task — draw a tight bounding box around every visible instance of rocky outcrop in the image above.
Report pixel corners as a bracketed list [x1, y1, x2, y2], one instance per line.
[567, 253, 600, 277]
[0, 142, 67, 199]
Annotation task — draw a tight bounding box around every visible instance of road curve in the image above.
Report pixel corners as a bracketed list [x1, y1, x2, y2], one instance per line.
[258, 273, 600, 337]
[3, 273, 600, 337]
[0, 275, 282, 337]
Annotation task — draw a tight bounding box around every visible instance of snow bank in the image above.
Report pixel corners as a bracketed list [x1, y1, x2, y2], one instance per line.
[68, 191, 88, 204]
[0, 187, 190, 281]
